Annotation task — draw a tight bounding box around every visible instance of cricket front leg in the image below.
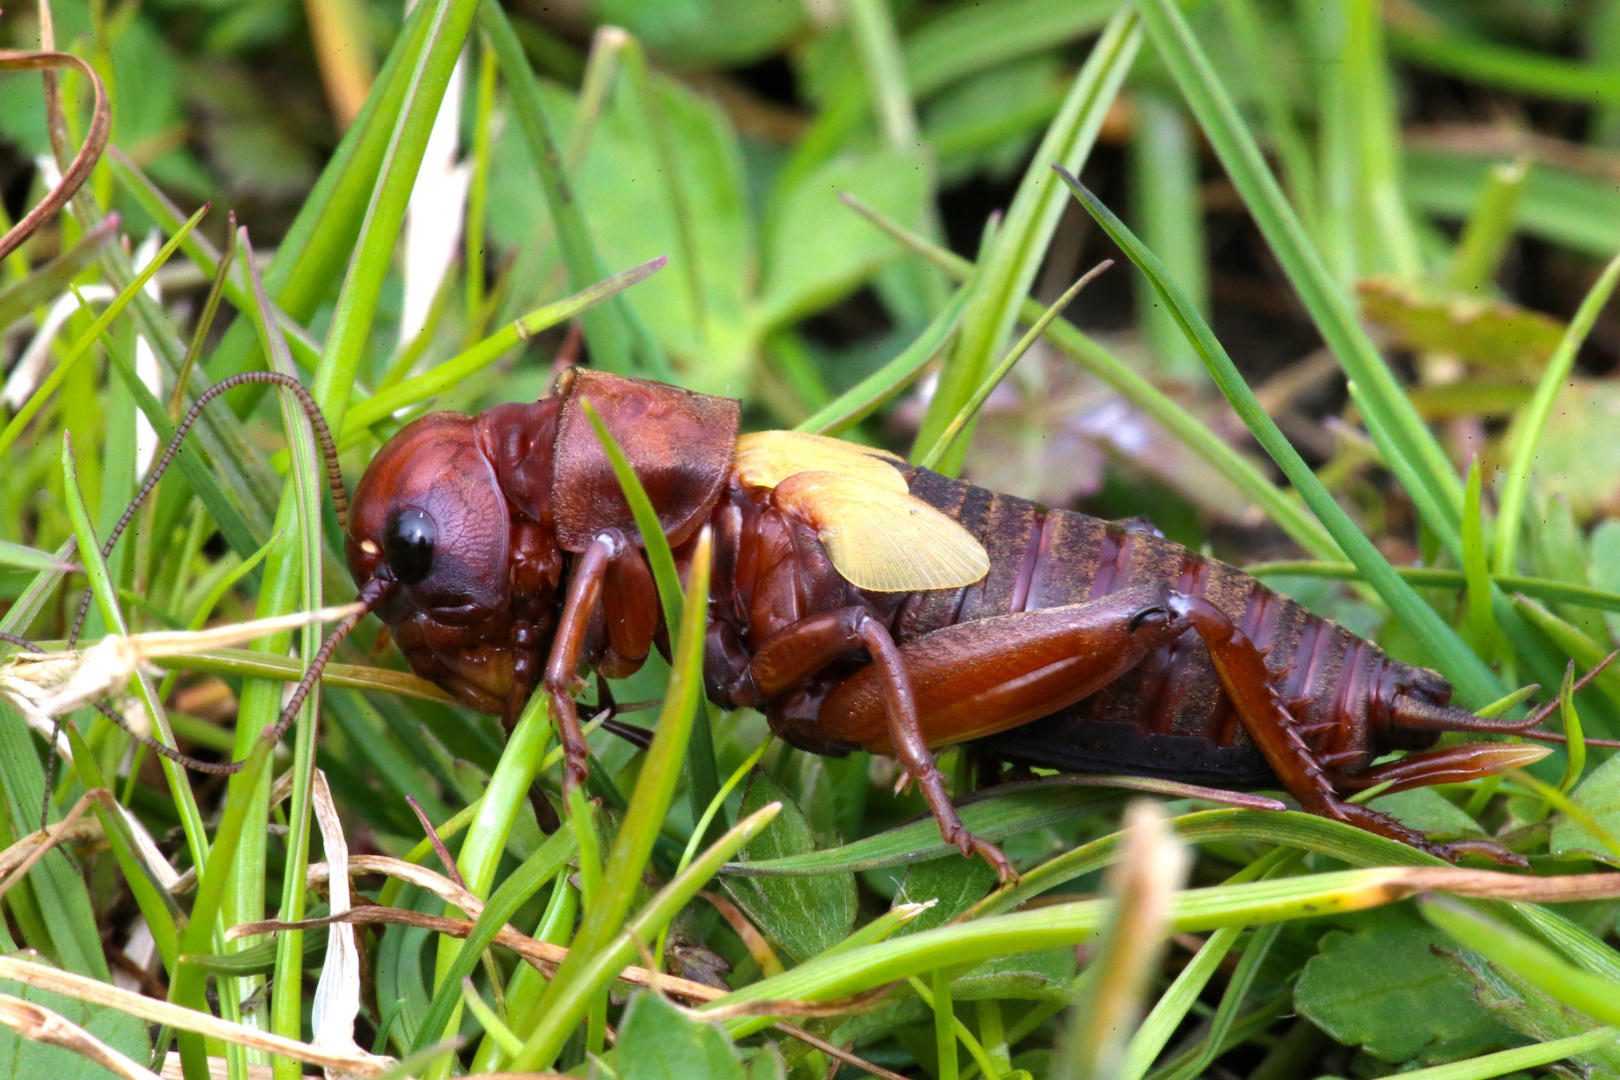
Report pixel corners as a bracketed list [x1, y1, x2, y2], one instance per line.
[543, 531, 655, 794]
[1176, 595, 1527, 866]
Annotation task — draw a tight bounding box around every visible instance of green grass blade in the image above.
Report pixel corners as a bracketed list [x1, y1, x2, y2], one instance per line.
[1447, 159, 1530, 292]
[1345, 0, 1422, 279]
[58, 438, 210, 873]
[1388, 14, 1620, 106]
[339, 257, 665, 446]
[1246, 561, 1620, 615]
[197, 0, 438, 390]
[1136, 0, 1463, 526]
[1461, 457, 1495, 648]
[580, 397, 719, 827]
[1214, 0, 1319, 241]
[508, 799, 782, 1071]
[0, 203, 207, 459]
[917, 262, 1108, 469]
[1421, 896, 1620, 1027]
[239, 228, 331, 1079]
[1062, 174, 1499, 703]
[1369, 1029, 1617, 1080]
[0, 213, 117, 331]
[477, 0, 668, 378]
[847, 0, 920, 150]
[1129, 92, 1208, 381]
[913, 7, 1140, 474]
[513, 527, 713, 1067]
[414, 771, 575, 1053]
[796, 282, 970, 436]
[1494, 249, 1620, 576]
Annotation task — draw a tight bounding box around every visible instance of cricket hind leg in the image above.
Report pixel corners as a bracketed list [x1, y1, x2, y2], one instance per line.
[1176, 596, 1528, 866]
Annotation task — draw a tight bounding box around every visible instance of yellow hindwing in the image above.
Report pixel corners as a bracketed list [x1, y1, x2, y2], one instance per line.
[771, 470, 990, 593]
[734, 430, 906, 493]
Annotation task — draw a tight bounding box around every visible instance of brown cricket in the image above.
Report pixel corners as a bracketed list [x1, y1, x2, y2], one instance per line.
[79, 368, 1596, 879]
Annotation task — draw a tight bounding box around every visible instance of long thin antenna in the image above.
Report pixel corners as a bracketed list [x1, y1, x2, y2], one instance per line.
[69, 371, 348, 646]
[259, 576, 392, 747]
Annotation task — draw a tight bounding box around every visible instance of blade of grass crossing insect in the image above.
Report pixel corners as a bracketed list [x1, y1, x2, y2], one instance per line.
[918, 262, 1109, 470]
[1135, 0, 1463, 528]
[338, 257, 666, 446]
[239, 233, 331, 1080]
[580, 399, 720, 826]
[1063, 175, 1499, 703]
[58, 434, 210, 871]
[912, 8, 1141, 474]
[416, 748, 571, 1058]
[507, 801, 782, 1071]
[0, 203, 207, 459]
[477, 0, 668, 377]
[1495, 249, 1620, 577]
[510, 529, 712, 1070]
[836, 195, 1341, 559]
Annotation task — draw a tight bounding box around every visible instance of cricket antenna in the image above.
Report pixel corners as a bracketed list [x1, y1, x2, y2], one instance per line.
[258, 575, 393, 748]
[69, 371, 349, 647]
[1389, 649, 1620, 747]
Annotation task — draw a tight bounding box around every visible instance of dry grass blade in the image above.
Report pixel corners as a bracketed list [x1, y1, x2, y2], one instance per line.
[0, 789, 102, 900]
[157, 1058, 273, 1080]
[0, 604, 362, 727]
[0, 51, 109, 260]
[1060, 800, 1190, 1080]
[0, 956, 396, 1076]
[0, 992, 161, 1080]
[308, 770, 369, 1061]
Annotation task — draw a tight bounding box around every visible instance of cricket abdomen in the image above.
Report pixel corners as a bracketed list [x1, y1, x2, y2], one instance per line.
[894, 468, 1426, 785]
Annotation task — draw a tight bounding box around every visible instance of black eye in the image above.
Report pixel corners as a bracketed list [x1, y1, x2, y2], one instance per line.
[384, 508, 436, 585]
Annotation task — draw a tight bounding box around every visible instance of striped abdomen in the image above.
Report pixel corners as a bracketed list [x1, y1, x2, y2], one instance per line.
[895, 469, 1425, 786]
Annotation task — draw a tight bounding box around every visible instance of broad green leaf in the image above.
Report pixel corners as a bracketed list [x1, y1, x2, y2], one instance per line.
[489, 69, 753, 391]
[1357, 275, 1565, 374]
[1552, 751, 1620, 864]
[757, 147, 928, 330]
[951, 947, 1077, 1002]
[0, 966, 149, 1080]
[723, 770, 857, 962]
[894, 854, 998, 937]
[592, 0, 805, 67]
[1295, 908, 1525, 1065]
[1369, 788, 1488, 839]
[614, 991, 747, 1080]
[1520, 380, 1620, 520]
